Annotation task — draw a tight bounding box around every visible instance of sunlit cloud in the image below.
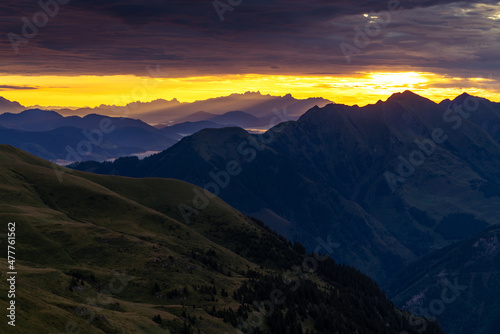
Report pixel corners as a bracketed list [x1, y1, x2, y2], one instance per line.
[1, 1, 500, 109]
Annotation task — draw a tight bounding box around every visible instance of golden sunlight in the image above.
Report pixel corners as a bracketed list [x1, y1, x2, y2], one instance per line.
[0, 72, 498, 109]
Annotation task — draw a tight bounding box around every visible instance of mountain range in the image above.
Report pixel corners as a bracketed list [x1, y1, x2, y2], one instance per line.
[72, 91, 500, 277]
[50, 91, 333, 125]
[3, 90, 500, 333]
[0, 92, 329, 162]
[69, 91, 500, 334]
[0, 96, 24, 113]
[0, 109, 175, 162]
[0, 145, 443, 334]
[0, 109, 286, 162]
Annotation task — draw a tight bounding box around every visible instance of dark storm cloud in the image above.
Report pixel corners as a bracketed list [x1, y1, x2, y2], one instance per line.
[1, 0, 500, 79]
[62, 0, 496, 26]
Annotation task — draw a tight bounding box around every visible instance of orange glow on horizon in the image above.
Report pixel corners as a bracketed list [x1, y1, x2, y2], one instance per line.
[0, 72, 499, 109]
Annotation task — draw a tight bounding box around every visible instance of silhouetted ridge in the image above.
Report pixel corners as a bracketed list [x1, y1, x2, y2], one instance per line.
[298, 103, 347, 122]
[386, 90, 430, 102]
[451, 92, 482, 106]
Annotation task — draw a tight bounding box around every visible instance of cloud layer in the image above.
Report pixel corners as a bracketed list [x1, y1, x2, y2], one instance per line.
[1, 0, 499, 84]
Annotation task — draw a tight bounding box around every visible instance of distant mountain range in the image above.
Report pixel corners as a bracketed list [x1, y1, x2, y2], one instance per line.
[0, 96, 24, 113]
[0, 145, 443, 334]
[0, 92, 331, 161]
[70, 91, 500, 281]
[0, 109, 175, 161]
[158, 121, 227, 141]
[0, 108, 293, 162]
[50, 91, 333, 124]
[0, 109, 156, 132]
[160, 110, 281, 131]
[173, 111, 217, 123]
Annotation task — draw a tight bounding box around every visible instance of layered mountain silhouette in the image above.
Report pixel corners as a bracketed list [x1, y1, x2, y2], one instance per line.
[0, 110, 272, 162]
[71, 91, 500, 286]
[0, 95, 313, 161]
[161, 111, 279, 132]
[173, 111, 217, 123]
[0, 145, 443, 334]
[0, 110, 176, 161]
[52, 91, 332, 124]
[0, 96, 24, 113]
[0, 109, 156, 132]
[207, 111, 266, 128]
[0, 109, 257, 162]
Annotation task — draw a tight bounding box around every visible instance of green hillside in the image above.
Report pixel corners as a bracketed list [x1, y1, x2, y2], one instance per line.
[0, 145, 442, 333]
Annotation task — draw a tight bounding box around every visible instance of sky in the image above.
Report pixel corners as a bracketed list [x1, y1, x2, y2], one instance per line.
[1, 0, 500, 108]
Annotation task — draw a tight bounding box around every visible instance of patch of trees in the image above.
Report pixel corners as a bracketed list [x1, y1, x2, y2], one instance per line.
[207, 265, 443, 334]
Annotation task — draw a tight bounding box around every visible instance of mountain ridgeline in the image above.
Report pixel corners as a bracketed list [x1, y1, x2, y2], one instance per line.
[69, 90, 500, 334]
[0, 145, 442, 334]
[0, 93, 310, 162]
[52, 91, 332, 124]
[71, 91, 500, 283]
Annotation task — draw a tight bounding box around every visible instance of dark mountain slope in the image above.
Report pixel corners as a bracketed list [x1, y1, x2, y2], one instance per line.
[387, 225, 500, 334]
[71, 92, 500, 284]
[0, 145, 442, 334]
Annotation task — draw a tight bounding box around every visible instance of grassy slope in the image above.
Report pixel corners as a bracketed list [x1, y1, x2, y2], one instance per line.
[0, 145, 260, 333]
